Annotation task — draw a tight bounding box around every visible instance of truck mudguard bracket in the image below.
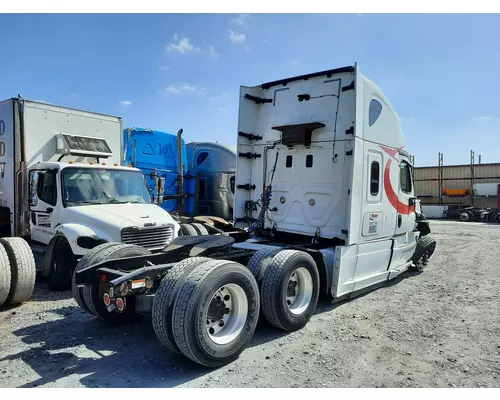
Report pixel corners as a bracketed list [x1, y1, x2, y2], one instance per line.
[238, 131, 263, 141]
[239, 152, 262, 159]
[341, 80, 355, 92]
[244, 93, 273, 104]
[237, 184, 256, 191]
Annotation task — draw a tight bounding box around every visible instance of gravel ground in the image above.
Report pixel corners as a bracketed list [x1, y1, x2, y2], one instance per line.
[1, 220, 499, 388]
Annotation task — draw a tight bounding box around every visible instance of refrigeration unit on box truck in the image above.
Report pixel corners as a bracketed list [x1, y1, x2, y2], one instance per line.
[72, 63, 437, 368]
[0, 96, 180, 304]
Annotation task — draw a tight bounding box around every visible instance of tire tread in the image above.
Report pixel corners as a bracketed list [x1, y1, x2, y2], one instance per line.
[0, 238, 36, 306]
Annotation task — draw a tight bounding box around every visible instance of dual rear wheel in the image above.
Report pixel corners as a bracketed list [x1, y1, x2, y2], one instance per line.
[72, 242, 321, 368]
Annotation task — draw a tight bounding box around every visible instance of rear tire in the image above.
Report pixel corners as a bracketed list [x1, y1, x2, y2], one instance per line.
[72, 242, 122, 316]
[180, 224, 198, 236]
[0, 237, 36, 306]
[191, 223, 209, 236]
[247, 247, 282, 284]
[82, 244, 152, 324]
[152, 257, 211, 353]
[0, 244, 12, 308]
[459, 212, 470, 222]
[171, 260, 260, 368]
[260, 250, 320, 332]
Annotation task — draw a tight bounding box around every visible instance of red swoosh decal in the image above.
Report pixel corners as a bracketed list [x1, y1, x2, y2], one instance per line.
[383, 158, 414, 215]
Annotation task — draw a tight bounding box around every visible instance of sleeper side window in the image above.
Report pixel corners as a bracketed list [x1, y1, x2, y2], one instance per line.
[370, 161, 380, 195]
[369, 99, 382, 126]
[400, 161, 412, 194]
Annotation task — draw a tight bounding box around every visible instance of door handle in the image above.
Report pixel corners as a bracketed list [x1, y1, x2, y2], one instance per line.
[46, 207, 53, 214]
[398, 214, 402, 228]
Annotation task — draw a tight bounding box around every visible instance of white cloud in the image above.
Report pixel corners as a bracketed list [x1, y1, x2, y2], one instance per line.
[119, 100, 132, 107]
[158, 65, 170, 71]
[166, 85, 181, 94]
[179, 84, 196, 92]
[164, 84, 203, 95]
[231, 14, 251, 27]
[207, 45, 219, 59]
[229, 29, 246, 43]
[166, 34, 200, 54]
[474, 116, 493, 121]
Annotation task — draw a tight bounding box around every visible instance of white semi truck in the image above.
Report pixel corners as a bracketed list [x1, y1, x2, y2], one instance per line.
[0, 96, 180, 304]
[72, 64, 436, 368]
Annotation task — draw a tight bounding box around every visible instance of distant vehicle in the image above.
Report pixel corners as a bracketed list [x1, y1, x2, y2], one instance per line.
[186, 142, 236, 221]
[122, 129, 237, 228]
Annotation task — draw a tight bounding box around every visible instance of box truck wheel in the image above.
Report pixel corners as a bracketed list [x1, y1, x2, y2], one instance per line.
[152, 256, 212, 353]
[260, 250, 320, 332]
[411, 236, 437, 272]
[171, 259, 260, 368]
[83, 244, 152, 324]
[180, 224, 198, 236]
[0, 238, 36, 306]
[191, 223, 209, 236]
[0, 244, 12, 308]
[72, 242, 123, 316]
[48, 236, 77, 291]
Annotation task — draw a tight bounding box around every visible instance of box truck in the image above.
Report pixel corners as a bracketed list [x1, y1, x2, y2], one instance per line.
[0, 97, 180, 301]
[72, 64, 436, 368]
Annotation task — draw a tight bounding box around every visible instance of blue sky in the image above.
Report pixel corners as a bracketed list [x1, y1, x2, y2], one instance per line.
[0, 13, 499, 167]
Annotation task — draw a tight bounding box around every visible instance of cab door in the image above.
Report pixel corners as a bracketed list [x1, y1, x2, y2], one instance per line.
[394, 157, 416, 236]
[29, 169, 59, 245]
[390, 156, 417, 268]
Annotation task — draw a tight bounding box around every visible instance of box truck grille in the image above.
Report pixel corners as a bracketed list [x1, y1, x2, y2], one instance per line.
[121, 226, 173, 251]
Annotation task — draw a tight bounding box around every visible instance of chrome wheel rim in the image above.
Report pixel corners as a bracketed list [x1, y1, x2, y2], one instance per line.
[206, 284, 248, 345]
[286, 267, 313, 315]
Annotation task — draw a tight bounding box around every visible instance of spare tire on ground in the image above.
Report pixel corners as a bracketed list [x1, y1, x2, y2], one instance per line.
[0, 244, 12, 308]
[0, 237, 36, 307]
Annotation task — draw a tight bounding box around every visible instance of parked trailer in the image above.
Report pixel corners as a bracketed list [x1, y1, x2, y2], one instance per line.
[0, 97, 181, 298]
[73, 64, 437, 368]
[186, 142, 236, 222]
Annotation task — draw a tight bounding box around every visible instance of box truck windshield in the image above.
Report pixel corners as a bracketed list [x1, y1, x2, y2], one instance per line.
[62, 167, 151, 207]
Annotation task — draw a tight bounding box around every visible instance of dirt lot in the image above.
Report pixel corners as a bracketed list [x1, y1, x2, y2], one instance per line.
[1, 220, 499, 388]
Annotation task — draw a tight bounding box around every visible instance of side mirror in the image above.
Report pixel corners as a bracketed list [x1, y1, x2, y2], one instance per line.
[29, 171, 39, 207]
[409, 197, 417, 206]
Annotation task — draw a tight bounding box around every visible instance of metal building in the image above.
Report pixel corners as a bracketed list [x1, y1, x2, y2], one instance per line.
[414, 152, 500, 211]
